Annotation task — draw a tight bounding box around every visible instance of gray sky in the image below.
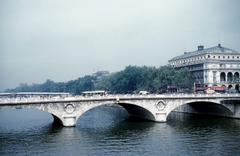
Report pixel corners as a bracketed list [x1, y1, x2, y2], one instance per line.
[1, 0, 240, 91]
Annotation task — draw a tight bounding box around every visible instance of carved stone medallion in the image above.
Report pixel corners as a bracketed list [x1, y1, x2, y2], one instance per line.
[155, 100, 166, 111]
[65, 104, 75, 114]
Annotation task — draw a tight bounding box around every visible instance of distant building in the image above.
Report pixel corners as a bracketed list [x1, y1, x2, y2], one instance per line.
[92, 71, 110, 80]
[168, 44, 240, 92]
[91, 71, 110, 90]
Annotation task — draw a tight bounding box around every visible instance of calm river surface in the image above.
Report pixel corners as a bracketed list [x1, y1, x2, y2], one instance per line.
[0, 105, 240, 156]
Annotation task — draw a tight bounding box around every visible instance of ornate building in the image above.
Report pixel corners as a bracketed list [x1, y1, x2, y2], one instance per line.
[168, 44, 240, 92]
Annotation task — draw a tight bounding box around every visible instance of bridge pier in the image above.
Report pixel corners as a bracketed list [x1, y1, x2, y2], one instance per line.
[52, 115, 78, 127]
[154, 113, 167, 122]
[53, 116, 78, 127]
[62, 117, 77, 127]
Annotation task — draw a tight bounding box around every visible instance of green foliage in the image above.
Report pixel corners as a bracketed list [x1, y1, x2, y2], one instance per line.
[7, 66, 194, 94]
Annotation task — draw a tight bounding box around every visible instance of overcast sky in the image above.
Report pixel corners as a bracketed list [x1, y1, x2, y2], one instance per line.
[1, 0, 240, 91]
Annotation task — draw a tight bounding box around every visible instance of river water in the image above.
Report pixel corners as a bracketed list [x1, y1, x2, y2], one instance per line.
[0, 105, 240, 156]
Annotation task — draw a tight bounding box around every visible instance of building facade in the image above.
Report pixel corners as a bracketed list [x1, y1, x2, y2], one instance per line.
[168, 44, 240, 92]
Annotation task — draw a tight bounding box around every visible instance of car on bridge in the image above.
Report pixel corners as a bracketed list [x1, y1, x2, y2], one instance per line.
[138, 91, 149, 95]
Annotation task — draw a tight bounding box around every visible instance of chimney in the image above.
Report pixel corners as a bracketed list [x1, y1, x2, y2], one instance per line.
[197, 45, 204, 51]
[218, 43, 221, 48]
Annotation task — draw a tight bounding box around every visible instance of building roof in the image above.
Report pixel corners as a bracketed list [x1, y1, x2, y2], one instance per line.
[169, 44, 239, 61]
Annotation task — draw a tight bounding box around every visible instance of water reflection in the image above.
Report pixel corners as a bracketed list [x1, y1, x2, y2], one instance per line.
[1, 106, 240, 156]
[167, 112, 240, 155]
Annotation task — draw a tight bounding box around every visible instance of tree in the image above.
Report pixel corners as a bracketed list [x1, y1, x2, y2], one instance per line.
[7, 66, 194, 94]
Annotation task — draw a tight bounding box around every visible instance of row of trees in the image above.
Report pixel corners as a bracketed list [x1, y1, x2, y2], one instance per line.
[6, 66, 194, 94]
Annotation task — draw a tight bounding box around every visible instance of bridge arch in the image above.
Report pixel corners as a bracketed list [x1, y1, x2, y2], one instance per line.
[118, 102, 155, 121]
[51, 114, 63, 125]
[31, 105, 65, 126]
[0, 107, 62, 126]
[77, 102, 156, 124]
[166, 101, 234, 120]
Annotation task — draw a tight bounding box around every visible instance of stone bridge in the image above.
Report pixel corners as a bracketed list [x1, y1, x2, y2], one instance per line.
[0, 94, 240, 127]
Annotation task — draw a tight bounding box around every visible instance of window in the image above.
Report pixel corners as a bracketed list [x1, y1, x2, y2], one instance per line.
[218, 56, 220, 59]
[220, 72, 226, 82]
[208, 55, 210, 58]
[220, 64, 225, 68]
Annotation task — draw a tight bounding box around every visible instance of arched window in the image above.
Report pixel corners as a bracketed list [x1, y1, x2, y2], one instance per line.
[220, 72, 226, 82]
[227, 72, 233, 82]
[234, 72, 239, 82]
[235, 84, 240, 92]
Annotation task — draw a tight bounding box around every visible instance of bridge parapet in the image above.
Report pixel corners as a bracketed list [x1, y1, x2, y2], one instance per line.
[0, 93, 239, 104]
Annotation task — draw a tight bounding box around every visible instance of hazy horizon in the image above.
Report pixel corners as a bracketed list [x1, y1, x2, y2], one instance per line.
[1, 0, 240, 91]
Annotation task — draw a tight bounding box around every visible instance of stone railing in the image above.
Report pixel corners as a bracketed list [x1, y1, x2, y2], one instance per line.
[0, 93, 239, 104]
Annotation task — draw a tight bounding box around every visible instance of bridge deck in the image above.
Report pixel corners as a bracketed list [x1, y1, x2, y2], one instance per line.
[0, 94, 239, 105]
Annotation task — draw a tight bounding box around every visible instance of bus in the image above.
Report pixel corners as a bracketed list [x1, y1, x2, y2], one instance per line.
[81, 90, 107, 96]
